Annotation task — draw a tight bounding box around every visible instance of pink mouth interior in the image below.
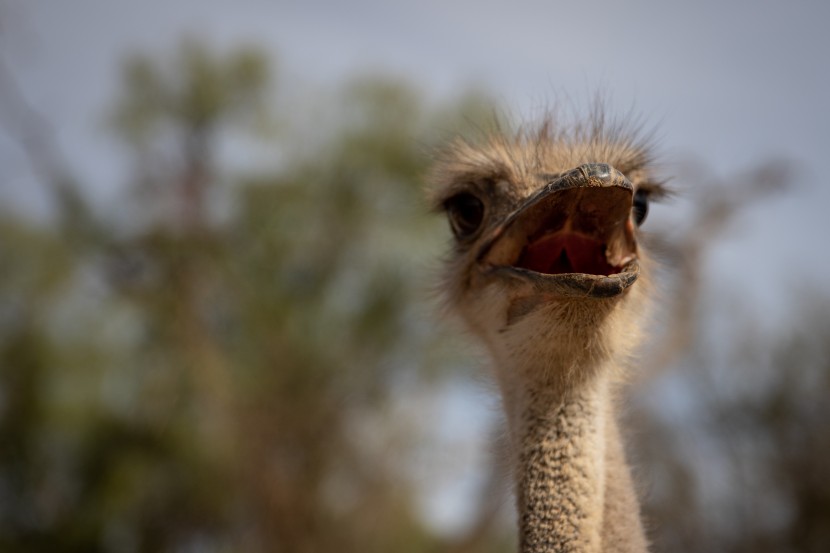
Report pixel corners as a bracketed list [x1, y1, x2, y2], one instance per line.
[515, 232, 617, 276]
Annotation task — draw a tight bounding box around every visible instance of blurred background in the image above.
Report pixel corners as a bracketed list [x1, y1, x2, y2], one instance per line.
[1, 1, 829, 552]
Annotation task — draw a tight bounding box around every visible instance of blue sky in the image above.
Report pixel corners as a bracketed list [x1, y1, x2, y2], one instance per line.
[7, 1, 830, 169]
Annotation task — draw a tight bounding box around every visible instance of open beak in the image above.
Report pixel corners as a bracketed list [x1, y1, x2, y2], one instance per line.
[476, 163, 640, 298]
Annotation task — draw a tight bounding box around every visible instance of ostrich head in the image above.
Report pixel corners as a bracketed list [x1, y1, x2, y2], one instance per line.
[429, 116, 667, 402]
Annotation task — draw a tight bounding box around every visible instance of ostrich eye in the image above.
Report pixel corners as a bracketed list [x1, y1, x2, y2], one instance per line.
[632, 188, 649, 226]
[445, 193, 485, 239]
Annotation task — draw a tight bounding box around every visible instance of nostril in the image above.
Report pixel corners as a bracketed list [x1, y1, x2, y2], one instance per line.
[576, 163, 632, 190]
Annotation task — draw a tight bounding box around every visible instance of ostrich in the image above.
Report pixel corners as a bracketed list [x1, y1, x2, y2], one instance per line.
[429, 114, 666, 553]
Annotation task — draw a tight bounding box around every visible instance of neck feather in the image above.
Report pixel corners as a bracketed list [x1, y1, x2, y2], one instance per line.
[514, 376, 608, 553]
[508, 367, 647, 553]
[471, 288, 651, 551]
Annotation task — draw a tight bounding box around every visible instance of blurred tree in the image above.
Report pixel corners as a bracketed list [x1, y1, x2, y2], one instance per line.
[625, 163, 830, 553]
[0, 40, 505, 553]
[631, 293, 830, 553]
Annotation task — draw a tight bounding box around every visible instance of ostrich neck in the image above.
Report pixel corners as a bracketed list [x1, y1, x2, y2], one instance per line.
[508, 369, 647, 553]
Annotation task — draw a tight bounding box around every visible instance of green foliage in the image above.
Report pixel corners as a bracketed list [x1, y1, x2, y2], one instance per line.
[0, 41, 504, 553]
[113, 40, 269, 147]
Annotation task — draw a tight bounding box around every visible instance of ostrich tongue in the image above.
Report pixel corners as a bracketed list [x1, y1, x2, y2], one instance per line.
[516, 231, 617, 276]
